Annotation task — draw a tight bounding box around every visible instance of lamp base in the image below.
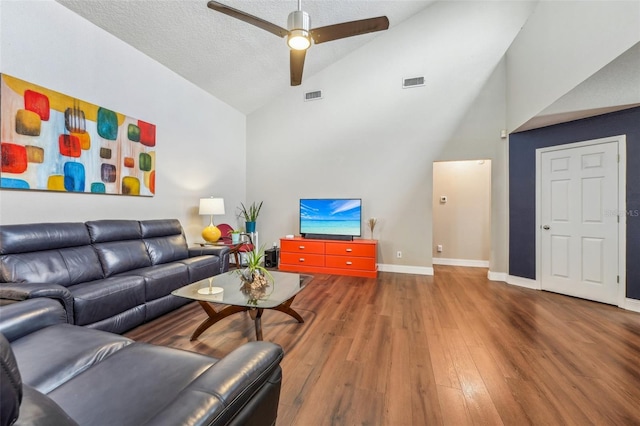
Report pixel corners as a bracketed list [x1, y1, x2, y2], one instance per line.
[202, 225, 221, 243]
[197, 286, 224, 295]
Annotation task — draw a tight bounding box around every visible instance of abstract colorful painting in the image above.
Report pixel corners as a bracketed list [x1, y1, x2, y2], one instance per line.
[0, 74, 156, 196]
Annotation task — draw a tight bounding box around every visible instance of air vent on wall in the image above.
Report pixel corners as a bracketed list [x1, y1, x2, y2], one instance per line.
[304, 90, 323, 101]
[402, 76, 425, 89]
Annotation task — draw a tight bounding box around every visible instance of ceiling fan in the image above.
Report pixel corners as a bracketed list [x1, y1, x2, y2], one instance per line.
[207, 0, 389, 86]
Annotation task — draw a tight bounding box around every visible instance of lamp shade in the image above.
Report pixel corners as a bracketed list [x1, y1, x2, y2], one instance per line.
[199, 198, 225, 215]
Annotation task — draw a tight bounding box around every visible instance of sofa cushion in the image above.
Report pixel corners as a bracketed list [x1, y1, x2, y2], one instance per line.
[179, 255, 221, 282]
[85, 220, 141, 243]
[0, 250, 69, 285]
[140, 219, 190, 264]
[0, 298, 67, 343]
[68, 276, 145, 326]
[48, 343, 219, 426]
[0, 333, 21, 426]
[139, 219, 183, 239]
[93, 240, 151, 277]
[0, 246, 103, 287]
[11, 324, 132, 394]
[123, 263, 190, 301]
[144, 234, 189, 265]
[17, 385, 78, 426]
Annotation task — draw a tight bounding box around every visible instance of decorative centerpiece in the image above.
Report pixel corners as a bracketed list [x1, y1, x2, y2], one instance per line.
[237, 246, 273, 305]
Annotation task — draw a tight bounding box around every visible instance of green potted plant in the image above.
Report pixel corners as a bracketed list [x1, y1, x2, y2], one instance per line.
[237, 246, 273, 305]
[230, 228, 243, 244]
[239, 201, 263, 233]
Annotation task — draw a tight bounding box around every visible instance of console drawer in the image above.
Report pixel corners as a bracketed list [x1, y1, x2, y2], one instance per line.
[325, 242, 376, 257]
[280, 252, 324, 267]
[325, 255, 376, 270]
[280, 240, 325, 254]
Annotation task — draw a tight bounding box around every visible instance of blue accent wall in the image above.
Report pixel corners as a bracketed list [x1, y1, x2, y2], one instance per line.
[508, 106, 640, 299]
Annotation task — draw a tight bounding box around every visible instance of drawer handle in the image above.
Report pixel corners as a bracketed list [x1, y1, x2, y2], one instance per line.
[346, 261, 353, 265]
[299, 245, 305, 250]
[346, 248, 352, 252]
[299, 258, 305, 262]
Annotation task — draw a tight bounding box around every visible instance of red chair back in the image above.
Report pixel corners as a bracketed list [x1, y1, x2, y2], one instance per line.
[217, 223, 234, 242]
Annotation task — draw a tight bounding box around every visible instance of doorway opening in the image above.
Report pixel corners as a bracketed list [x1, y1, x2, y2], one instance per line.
[432, 159, 492, 268]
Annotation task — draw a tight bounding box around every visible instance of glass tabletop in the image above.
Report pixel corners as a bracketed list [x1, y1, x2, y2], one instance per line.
[172, 270, 313, 308]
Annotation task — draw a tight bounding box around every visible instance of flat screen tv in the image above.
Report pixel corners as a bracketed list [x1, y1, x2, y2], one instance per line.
[300, 198, 362, 241]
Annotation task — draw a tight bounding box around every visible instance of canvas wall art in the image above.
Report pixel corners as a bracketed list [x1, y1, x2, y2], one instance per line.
[0, 74, 156, 196]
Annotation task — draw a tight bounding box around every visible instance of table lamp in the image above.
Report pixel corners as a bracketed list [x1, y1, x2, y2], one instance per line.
[199, 197, 225, 243]
[197, 276, 224, 296]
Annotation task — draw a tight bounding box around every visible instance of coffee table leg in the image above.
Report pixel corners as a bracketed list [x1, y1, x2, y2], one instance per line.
[191, 301, 249, 341]
[249, 308, 264, 341]
[272, 296, 304, 323]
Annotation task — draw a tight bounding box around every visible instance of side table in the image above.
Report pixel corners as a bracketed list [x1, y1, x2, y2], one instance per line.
[197, 241, 243, 268]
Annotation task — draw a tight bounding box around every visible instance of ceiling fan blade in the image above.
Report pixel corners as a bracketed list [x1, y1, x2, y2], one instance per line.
[290, 49, 307, 86]
[207, 1, 289, 38]
[310, 16, 389, 44]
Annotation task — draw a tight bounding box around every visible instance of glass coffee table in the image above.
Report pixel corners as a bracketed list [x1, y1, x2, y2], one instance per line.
[172, 270, 313, 341]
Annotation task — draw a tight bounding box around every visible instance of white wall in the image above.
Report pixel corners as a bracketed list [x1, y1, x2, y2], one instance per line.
[435, 59, 509, 274]
[247, 1, 534, 273]
[506, 0, 640, 132]
[0, 0, 246, 244]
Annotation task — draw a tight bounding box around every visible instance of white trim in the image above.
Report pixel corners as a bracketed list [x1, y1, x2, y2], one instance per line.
[487, 271, 507, 282]
[624, 298, 640, 313]
[617, 138, 627, 308]
[378, 264, 434, 275]
[507, 275, 540, 290]
[433, 258, 489, 268]
[535, 135, 627, 307]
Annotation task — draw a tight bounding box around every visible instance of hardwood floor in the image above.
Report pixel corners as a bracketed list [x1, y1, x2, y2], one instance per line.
[125, 266, 640, 425]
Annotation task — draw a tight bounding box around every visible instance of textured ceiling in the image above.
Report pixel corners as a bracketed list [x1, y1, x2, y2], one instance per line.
[56, 0, 435, 114]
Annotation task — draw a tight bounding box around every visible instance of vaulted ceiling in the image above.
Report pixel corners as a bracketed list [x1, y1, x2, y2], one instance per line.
[56, 0, 436, 114]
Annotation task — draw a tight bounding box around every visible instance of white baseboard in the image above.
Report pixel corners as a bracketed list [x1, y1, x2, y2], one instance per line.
[624, 298, 640, 313]
[378, 264, 434, 275]
[487, 271, 507, 282]
[432, 258, 489, 268]
[506, 275, 540, 290]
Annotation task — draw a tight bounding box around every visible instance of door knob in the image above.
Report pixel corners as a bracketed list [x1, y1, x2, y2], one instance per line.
[542, 225, 550, 230]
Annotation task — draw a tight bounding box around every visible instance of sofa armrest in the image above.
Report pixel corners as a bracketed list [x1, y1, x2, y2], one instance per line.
[145, 341, 283, 426]
[0, 298, 68, 342]
[0, 283, 74, 324]
[189, 245, 230, 273]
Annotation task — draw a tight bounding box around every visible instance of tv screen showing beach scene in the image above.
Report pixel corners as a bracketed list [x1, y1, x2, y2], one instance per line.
[300, 198, 362, 236]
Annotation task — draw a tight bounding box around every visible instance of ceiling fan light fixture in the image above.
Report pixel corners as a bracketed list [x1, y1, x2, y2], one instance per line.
[288, 30, 311, 50]
[287, 10, 311, 50]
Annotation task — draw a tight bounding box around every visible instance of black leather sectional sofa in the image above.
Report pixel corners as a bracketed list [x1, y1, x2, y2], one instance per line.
[0, 298, 283, 426]
[0, 219, 229, 334]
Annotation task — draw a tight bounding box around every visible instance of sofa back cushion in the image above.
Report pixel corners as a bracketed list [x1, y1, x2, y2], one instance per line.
[93, 241, 151, 277]
[0, 333, 22, 426]
[86, 220, 151, 277]
[85, 220, 142, 243]
[0, 223, 90, 254]
[0, 223, 103, 286]
[140, 219, 189, 265]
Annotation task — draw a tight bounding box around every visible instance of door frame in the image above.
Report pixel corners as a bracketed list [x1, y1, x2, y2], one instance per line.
[535, 135, 627, 307]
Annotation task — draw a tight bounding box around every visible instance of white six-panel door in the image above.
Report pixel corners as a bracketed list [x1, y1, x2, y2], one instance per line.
[539, 140, 619, 305]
